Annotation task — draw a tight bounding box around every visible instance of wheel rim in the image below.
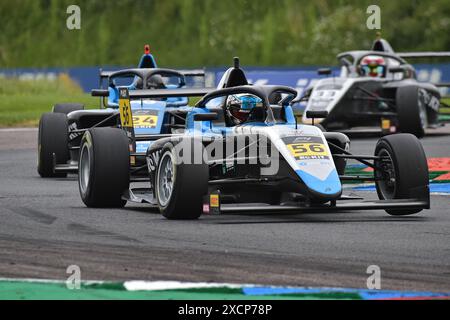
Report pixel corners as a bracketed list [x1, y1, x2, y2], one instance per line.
[375, 149, 396, 199]
[157, 151, 175, 207]
[79, 144, 91, 194]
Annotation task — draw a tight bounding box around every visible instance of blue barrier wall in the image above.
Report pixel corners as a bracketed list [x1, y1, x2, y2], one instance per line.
[1, 64, 449, 96]
[0, 66, 124, 93]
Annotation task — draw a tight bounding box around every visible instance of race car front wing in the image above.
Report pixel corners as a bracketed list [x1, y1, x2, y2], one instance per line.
[202, 191, 430, 215]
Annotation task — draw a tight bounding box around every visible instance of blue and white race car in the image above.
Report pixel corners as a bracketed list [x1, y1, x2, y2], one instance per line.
[77, 58, 430, 219]
[38, 46, 207, 178]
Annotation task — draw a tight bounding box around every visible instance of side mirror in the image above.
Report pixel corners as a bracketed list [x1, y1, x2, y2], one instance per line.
[306, 111, 328, 126]
[194, 113, 218, 121]
[306, 111, 329, 119]
[318, 68, 332, 76]
[91, 89, 109, 97]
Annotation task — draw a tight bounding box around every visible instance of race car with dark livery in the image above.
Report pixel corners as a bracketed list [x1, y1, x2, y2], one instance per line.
[295, 37, 450, 138]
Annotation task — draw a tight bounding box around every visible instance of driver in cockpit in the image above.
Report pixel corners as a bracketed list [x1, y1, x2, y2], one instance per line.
[135, 74, 167, 90]
[225, 94, 264, 126]
[359, 55, 387, 78]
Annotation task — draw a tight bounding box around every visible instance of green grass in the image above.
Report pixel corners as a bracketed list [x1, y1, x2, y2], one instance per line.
[0, 75, 97, 127]
[0, 76, 203, 128]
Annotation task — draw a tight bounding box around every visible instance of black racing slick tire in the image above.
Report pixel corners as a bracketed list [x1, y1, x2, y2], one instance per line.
[396, 86, 428, 138]
[38, 112, 69, 178]
[155, 142, 209, 220]
[78, 128, 130, 208]
[374, 134, 429, 216]
[53, 103, 84, 115]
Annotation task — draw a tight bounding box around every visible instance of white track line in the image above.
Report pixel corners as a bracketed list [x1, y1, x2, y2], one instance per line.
[0, 128, 38, 132]
[123, 281, 246, 291]
[0, 278, 247, 291]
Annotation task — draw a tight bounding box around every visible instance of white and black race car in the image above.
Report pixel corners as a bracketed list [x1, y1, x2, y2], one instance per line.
[295, 37, 450, 138]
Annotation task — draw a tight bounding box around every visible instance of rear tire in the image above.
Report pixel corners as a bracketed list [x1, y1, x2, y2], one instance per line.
[156, 142, 209, 220]
[38, 113, 69, 178]
[53, 103, 84, 115]
[396, 86, 428, 138]
[78, 128, 129, 208]
[374, 134, 429, 216]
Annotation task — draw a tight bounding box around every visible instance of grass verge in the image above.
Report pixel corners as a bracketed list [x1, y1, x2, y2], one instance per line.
[0, 75, 97, 127]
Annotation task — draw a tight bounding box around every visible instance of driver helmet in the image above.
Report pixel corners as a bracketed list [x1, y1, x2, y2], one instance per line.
[146, 74, 166, 89]
[360, 55, 387, 78]
[226, 94, 262, 125]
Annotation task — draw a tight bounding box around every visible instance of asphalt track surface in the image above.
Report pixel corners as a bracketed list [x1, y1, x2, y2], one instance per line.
[0, 129, 449, 292]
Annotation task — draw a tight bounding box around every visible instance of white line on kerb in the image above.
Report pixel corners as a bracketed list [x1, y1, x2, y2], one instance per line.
[0, 278, 251, 291]
[0, 128, 38, 132]
[123, 281, 247, 291]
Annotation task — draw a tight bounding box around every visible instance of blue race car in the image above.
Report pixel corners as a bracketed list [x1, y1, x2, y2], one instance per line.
[77, 58, 430, 219]
[37, 46, 208, 178]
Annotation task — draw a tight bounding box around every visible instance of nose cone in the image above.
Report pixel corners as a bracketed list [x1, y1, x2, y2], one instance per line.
[296, 169, 342, 201]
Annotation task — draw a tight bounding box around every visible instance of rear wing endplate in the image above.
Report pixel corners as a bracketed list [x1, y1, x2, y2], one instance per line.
[118, 88, 136, 154]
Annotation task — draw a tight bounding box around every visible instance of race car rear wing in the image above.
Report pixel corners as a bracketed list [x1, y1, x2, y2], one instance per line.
[397, 52, 450, 59]
[397, 52, 450, 98]
[128, 88, 215, 99]
[394, 52, 450, 98]
[434, 83, 450, 88]
[99, 69, 206, 82]
[98, 69, 208, 92]
[181, 70, 207, 78]
[92, 88, 214, 99]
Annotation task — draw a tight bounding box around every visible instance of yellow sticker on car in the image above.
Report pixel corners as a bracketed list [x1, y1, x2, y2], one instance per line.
[133, 115, 158, 129]
[210, 194, 220, 208]
[119, 89, 134, 128]
[287, 143, 329, 160]
[381, 119, 391, 130]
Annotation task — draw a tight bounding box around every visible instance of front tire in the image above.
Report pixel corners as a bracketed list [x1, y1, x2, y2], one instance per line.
[374, 134, 429, 216]
[155, 142, 209, 220]
[396, 86, 428, 138]
[38, 112, 69, 178]
[78, 128, 130, 208]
